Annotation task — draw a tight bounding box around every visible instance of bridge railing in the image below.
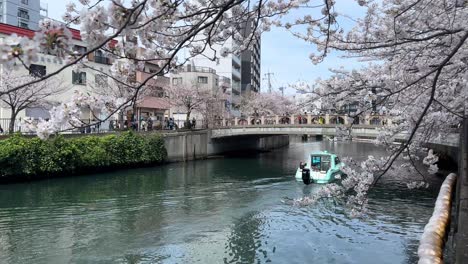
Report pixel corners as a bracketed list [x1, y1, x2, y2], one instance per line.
[211, 114, 392, 128]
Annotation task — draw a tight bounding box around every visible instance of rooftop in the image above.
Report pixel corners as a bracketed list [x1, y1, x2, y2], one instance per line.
[177, 64, 216, 74]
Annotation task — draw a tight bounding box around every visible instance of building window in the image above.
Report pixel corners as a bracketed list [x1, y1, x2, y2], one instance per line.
[72, 71, 87, 85]
[73, 45, 87, 55]
[94, 50, 109, 64]
[21, 0, 28, 4]
[18, 21, 28, 28]
[29, 64, 46, 77]
[215, 78, 218, 86]
[18, 8, 29, 19]
[95, 74, 108, 87]
[198, 76, 208, 84]
[172, 77, 182, 85]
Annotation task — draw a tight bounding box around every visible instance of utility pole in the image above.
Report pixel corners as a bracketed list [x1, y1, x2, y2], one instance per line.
[278, 87, 285, 97]
[263, 71, 274, 93]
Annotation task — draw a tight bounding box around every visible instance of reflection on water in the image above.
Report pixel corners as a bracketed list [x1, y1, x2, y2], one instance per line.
[0, 141, 438, 264]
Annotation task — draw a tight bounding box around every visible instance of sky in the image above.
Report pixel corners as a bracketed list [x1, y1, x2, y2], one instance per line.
[44, 0, 368, 95]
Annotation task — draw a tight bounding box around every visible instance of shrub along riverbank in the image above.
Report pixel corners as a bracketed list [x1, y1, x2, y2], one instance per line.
[0, 132, 167, 182]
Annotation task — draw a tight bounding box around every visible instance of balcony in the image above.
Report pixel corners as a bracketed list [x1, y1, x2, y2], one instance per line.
[232, 55, 241, 67]
[232, 67, 241, 81]
[179, 65, 216, 74]
[232, 82, 241, 94]
[94, 56, 110, 64]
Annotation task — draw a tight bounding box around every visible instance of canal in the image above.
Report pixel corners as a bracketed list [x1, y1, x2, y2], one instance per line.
[0, 141, 441, 264]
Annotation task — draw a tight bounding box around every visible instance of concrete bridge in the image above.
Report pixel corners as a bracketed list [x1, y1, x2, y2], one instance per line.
[219, 113, 391, 126]
[209, 123, 459, 148]
[212, 124, 386, 139]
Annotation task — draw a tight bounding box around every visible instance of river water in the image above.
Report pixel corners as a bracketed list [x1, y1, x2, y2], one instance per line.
[0, 141, 440, 264]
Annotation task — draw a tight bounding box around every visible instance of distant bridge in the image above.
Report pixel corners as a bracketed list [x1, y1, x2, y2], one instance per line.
[212, 124, 385, 138]
[209, 114, 459, 148]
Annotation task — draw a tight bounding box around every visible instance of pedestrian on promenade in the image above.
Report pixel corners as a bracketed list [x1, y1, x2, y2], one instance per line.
[192, 117, 196, 129]
[0, 125, 3, 134]
[164, 117, 169, 130]
[169, 118, 174, 130]
[141, 119, 147, 131]
[147, 116, 153, 131]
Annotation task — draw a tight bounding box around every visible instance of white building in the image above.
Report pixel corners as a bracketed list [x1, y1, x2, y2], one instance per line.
[0, 23, 170, 132]
[188, 38, 243, 117]
[169, 64, 230, 128]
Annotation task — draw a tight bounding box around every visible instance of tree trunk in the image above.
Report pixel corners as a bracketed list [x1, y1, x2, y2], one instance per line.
[8, 111, 17, 134]
[186, 110, 191, 129]
[118, 110, 124, 130]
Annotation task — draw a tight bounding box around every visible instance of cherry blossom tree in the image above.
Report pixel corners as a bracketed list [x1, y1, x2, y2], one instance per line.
[199, 87, 229, 127]
[165, 83, 217, 127]
[0, 70, 65, 133]
[0, 0, 465, 213]
[240, 92, 298, 116]
[291, 0, 467, 213]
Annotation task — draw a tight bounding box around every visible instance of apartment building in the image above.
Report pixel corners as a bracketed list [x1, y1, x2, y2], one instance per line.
[0, 0, 46, 30]
[240, 21, 261, 94]
[169, 64, 230, 127]
[0, 23, 170, 130]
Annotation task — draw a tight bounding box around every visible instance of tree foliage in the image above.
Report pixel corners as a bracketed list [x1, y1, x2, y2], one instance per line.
[0, 132, 166, 180]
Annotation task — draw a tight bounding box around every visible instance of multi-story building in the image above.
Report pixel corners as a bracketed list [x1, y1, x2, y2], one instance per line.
[169, 64, 230, 127]
[170, 64, 220, 93]
[189, 23, 261, 117]
[190, 38, 242, 116]
[0, 0, 46, 30]
[240, 21, 261, 95]
[0, 22, 170, 131]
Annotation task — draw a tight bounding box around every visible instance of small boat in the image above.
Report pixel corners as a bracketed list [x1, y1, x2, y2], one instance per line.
[295, 151, 345, 184]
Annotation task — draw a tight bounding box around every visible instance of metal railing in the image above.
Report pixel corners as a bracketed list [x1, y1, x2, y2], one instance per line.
[0, 117, 212, 135]
[0, 114, 396, 136]
[94, 56, 110, 64]
[179, 65, 216, 74]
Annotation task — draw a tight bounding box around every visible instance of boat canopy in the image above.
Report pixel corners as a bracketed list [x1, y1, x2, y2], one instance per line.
[309, 151, 337, 172]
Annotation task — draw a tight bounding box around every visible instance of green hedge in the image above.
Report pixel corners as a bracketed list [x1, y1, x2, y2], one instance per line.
[0, 132, 167, 180]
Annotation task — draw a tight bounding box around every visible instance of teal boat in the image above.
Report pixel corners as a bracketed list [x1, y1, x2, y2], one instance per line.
[295, 151, 345, 184]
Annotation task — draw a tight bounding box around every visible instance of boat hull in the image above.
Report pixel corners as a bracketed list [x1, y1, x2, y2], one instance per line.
[295, 168, 342, 184]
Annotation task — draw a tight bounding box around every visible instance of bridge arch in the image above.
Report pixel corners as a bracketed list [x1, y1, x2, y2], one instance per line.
[370, 117, 382, 125]
[250, 118, 261, 125]
[238, 118, 248, 126]
[330, 116, 345, 124]
[279, 116, 290, 124]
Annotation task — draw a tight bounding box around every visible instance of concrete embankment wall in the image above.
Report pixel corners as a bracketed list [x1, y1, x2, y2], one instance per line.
[163, 130, 289, 162]
[454, 119, 468, 263]
[163, 130, 210, 162]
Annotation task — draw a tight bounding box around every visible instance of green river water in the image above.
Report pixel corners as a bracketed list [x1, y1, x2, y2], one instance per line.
[0, 141, 440, 264]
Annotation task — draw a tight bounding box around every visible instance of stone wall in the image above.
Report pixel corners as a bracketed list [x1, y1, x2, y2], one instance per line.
[163, 131, 209, 162]
[163, 130, 290, 162]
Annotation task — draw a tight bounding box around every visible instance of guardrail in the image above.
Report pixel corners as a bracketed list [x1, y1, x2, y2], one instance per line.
[418, 173, 457, 263]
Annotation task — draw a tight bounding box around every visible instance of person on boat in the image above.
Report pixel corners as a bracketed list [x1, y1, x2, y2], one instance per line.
[299, 162, 307, 169]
